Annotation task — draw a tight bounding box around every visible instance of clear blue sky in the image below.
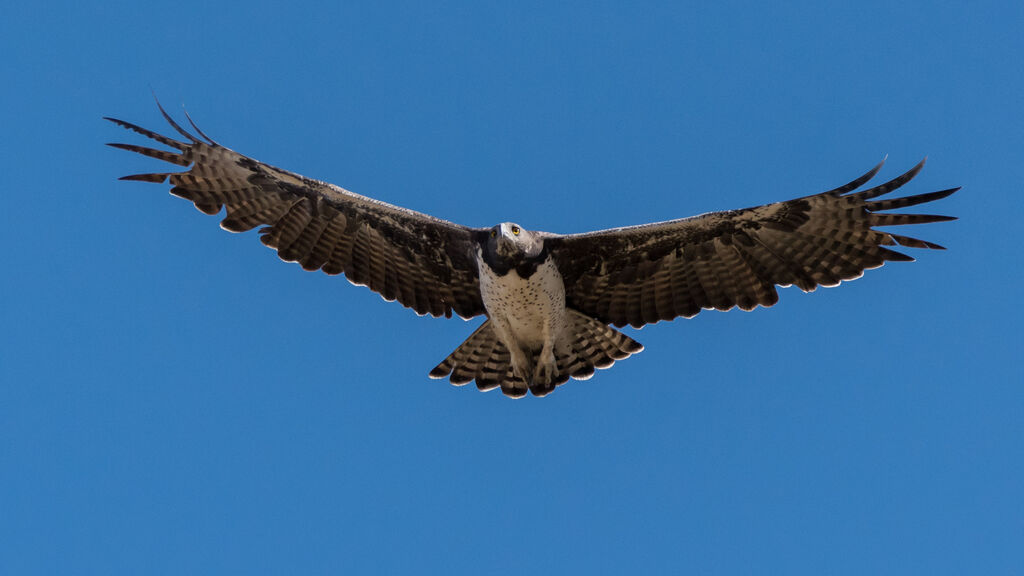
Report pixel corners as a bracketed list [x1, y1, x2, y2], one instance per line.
[3, 1, 1022, 574]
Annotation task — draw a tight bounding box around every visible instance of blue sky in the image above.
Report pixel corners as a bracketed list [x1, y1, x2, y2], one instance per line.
[3, 1, 1022, 573]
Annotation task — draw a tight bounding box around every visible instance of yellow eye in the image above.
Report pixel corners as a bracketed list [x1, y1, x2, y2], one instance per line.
[490, 229, 497, 238]
[512, 226, 520, 235]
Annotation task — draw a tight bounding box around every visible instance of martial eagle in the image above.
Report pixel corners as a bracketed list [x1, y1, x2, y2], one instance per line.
[107, 103, 958, 398]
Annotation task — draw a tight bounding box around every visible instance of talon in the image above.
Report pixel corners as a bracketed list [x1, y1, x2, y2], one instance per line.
[533, 348, 558, 384]
[510, 347, 533, 383]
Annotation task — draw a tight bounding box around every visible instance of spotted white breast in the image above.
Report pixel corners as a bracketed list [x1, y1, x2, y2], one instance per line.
[476, 250, 568, 349]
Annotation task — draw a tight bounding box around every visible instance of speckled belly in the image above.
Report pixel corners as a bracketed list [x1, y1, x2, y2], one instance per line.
[478, 257, 567, 349]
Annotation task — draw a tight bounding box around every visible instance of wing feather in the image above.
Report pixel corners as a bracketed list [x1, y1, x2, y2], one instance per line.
[549, 159, 957, 328]
[108, 106, 485, 319]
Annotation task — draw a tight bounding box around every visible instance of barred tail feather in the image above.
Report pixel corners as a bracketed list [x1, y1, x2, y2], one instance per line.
[429, 311, 643, 398]
[428, 322, 525, 396]
[557, 308, 644, 380]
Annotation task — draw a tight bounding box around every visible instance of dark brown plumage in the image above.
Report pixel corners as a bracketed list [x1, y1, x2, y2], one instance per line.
[108, 102, 957, 398]
[548, 159, 957, 328]
[108, 104, 484, 320]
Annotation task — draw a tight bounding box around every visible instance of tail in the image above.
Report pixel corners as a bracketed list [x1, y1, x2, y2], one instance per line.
[428, 310, 643, 398]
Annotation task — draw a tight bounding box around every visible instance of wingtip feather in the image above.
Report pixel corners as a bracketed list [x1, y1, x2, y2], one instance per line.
[153, 95, 199, 143]
[119, 173, 170, 183]
[183, 107, 218, 145]
[826, 157, 887, 195]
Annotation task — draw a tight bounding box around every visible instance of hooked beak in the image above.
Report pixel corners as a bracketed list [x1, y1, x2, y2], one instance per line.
[497, 234, 515, 257]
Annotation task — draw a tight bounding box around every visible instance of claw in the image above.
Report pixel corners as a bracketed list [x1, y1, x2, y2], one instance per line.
[510, 347, 533, 384]
[533, 346, 558, 384]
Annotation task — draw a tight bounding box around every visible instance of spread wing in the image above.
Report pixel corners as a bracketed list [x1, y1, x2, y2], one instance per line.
[547, 159, 958, 328]
[107, 104, 485, 319]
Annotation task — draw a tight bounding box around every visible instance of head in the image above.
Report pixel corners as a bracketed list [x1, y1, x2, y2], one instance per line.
[484, 222, 544, 263]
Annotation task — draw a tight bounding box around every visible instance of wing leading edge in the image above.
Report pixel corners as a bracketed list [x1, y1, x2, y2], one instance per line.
[107, 103, 486, 320]
[548, 159, 958, 328]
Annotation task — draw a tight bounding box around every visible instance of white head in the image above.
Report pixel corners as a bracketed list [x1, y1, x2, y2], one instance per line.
[486, 222, 543, 260]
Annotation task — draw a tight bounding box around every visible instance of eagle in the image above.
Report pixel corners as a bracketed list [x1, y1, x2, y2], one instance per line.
[107, 103, 958, 398]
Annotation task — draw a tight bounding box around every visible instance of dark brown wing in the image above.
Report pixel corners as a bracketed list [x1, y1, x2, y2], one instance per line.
[107, 104, 485, 319]
[547, 159, 958, 328]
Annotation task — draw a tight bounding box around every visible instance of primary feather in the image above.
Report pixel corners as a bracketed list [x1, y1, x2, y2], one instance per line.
[108, 103, 957, 397]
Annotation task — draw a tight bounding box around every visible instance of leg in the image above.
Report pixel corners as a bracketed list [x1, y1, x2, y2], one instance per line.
[533, 341, 558, 384]
[509, 345, 534, 383]
[533, 318, 560, 384]
[489, 315, 533, 383]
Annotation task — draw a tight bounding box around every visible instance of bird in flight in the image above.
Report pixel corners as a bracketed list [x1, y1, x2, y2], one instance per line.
[108, 102, 958, 398]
